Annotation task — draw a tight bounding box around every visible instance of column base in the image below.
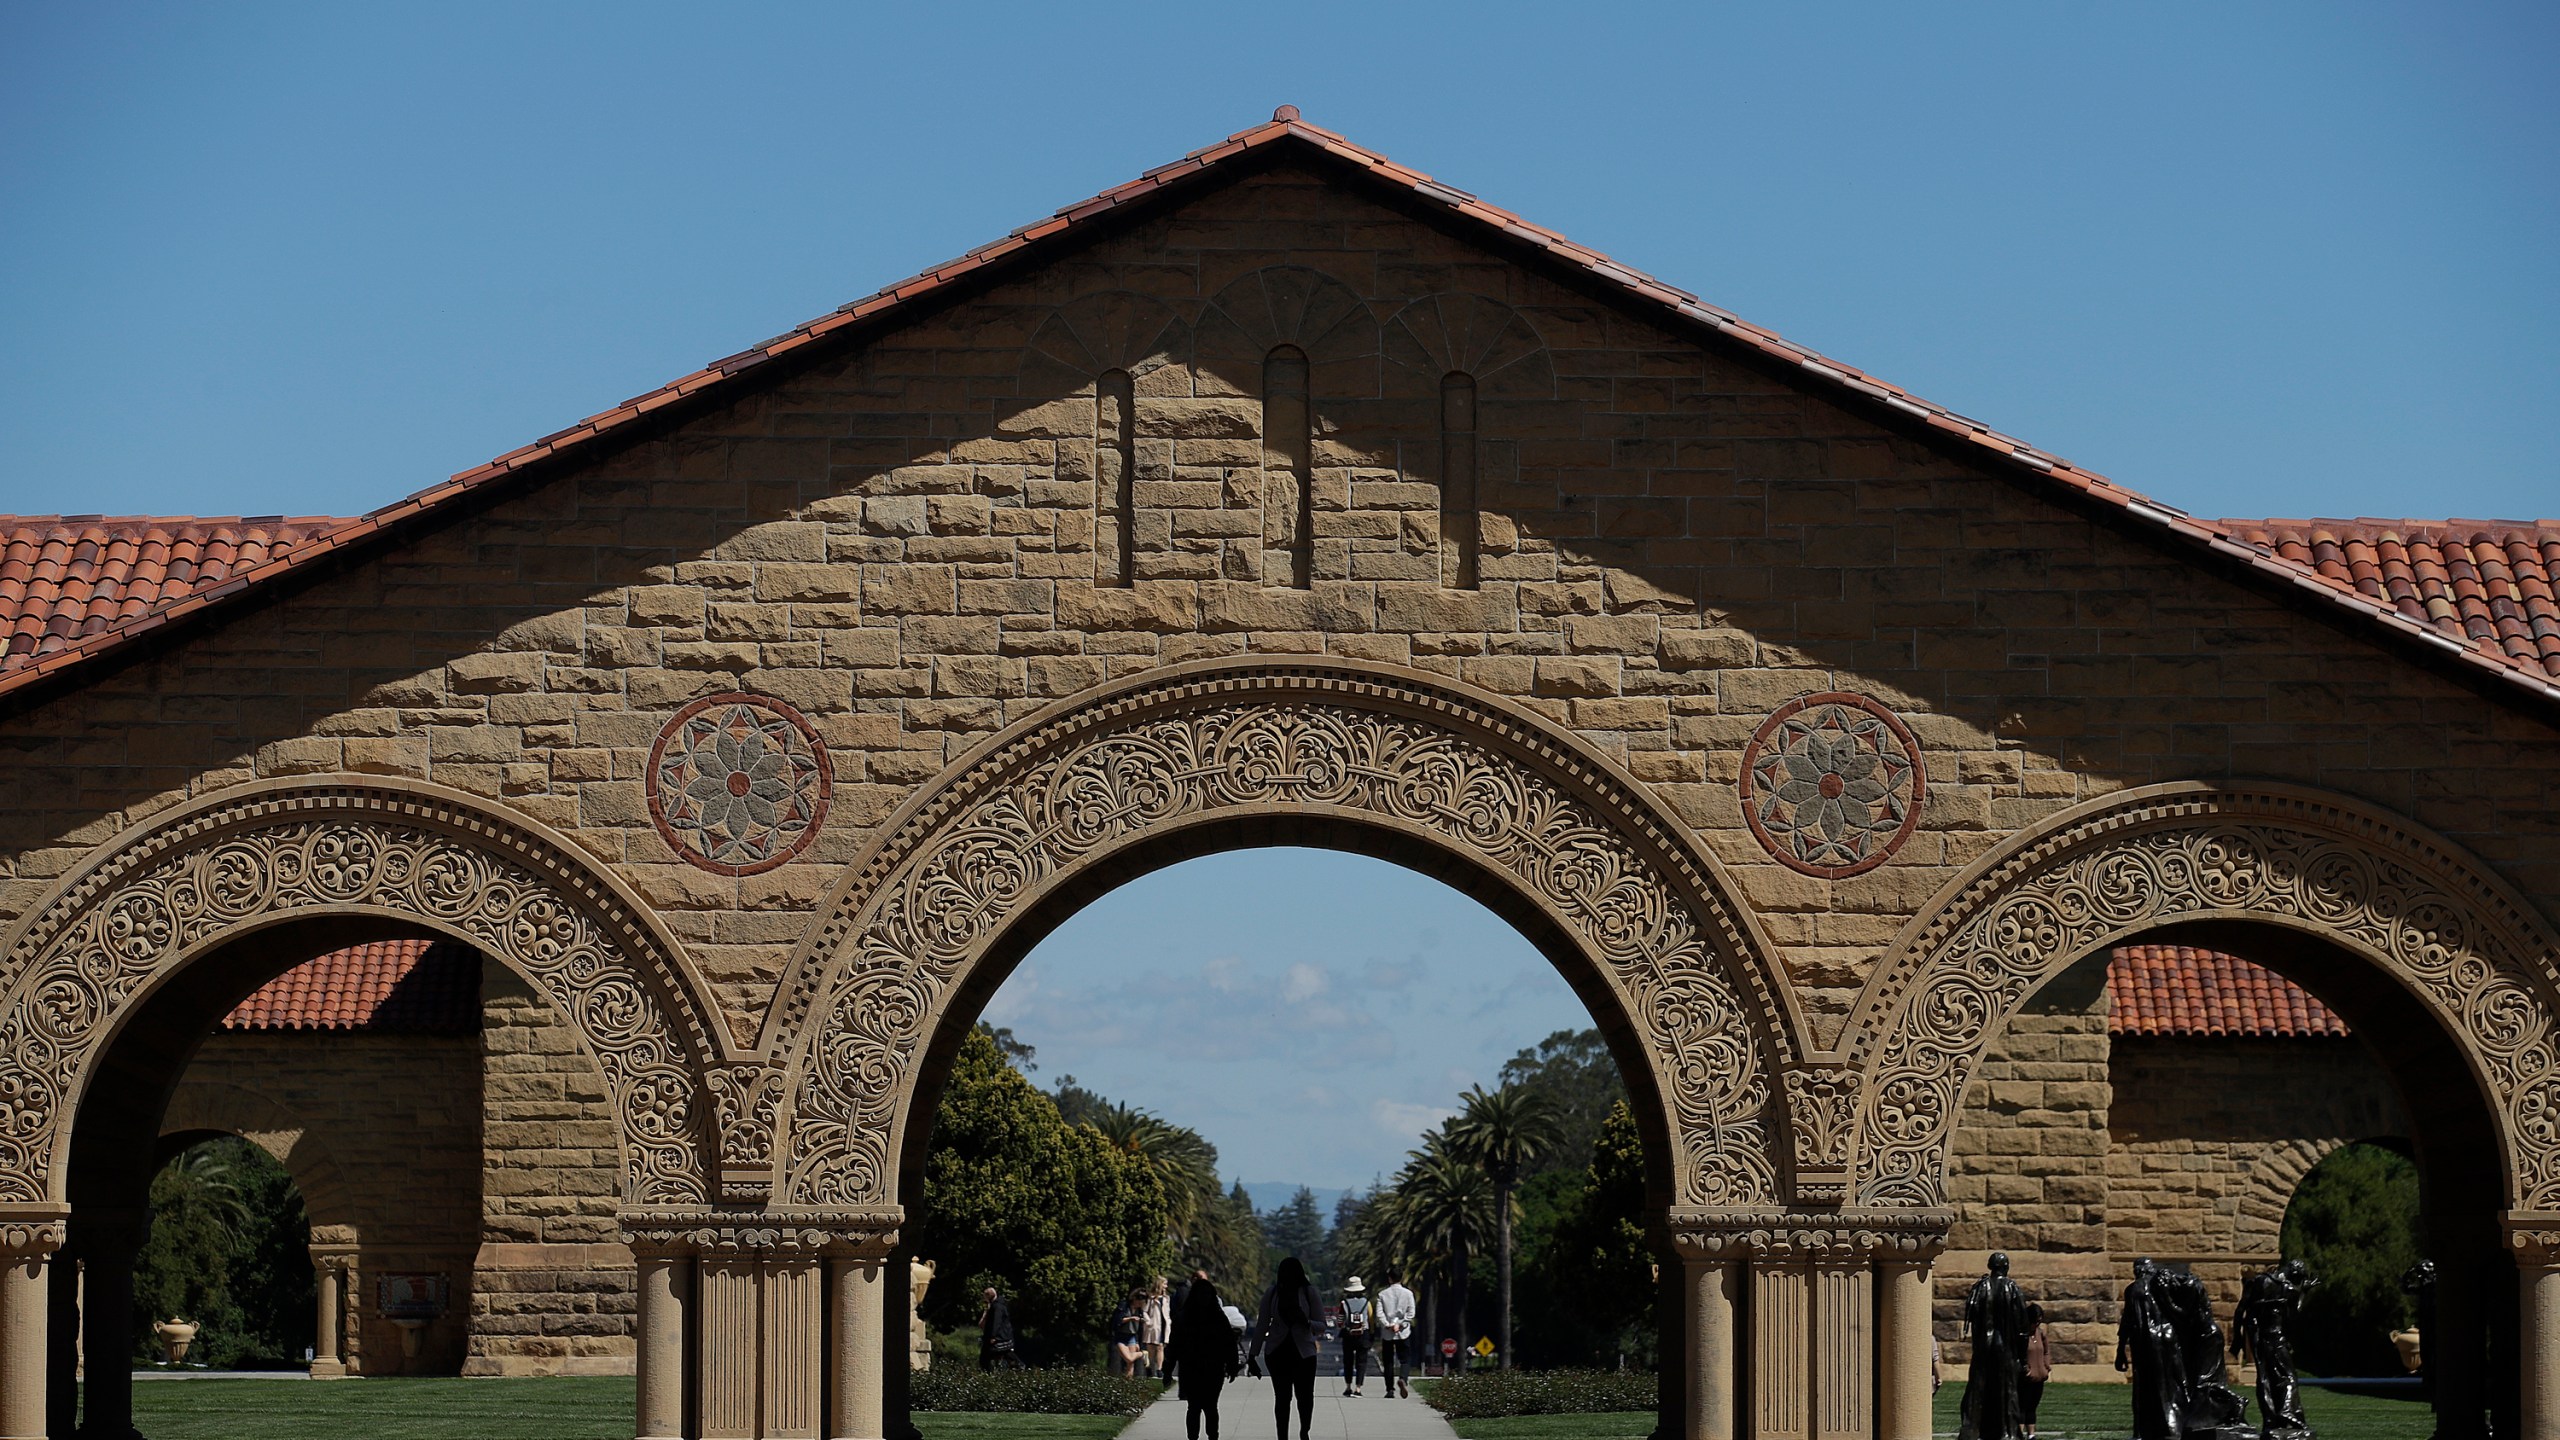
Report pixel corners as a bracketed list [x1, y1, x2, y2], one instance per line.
[307, 1360, 347, 1379]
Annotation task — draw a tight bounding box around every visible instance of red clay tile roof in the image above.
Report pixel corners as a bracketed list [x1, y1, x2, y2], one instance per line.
[2, 109, 2555, 716]
[2219, 520, 2560, 680]
[220, 938, 480, 1034]
[2106, 945, 2350, 1039]
[0, 516, 341, 675]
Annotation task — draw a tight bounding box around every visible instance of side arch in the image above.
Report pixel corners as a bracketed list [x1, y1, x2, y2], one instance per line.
[1845, 780, 2560, 1210]
[0, 777, 732, 1206]
[159, 1081, 365, 1228]
[764, 657, 1807, 1210]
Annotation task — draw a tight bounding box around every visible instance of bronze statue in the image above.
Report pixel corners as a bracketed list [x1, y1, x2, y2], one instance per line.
[2119, 1259, 2186, 1440]
[2234, 1260, 2315, 1440]
[2117, 1258, 2258, 1440]
[1962, 1252, 2031, 1440]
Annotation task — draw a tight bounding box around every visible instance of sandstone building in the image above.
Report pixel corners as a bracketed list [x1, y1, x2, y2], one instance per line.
[0, 109, 2552, 1440]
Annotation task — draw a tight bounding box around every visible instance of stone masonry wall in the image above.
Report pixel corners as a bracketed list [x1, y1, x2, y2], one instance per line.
[1940, 966, 2115, 1378]
[469, 959, 635, 1376]
[162, 1031, 479, 1374]
[0, 160, 2553, 1073]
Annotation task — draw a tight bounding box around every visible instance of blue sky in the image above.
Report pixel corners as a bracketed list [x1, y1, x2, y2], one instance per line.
[4, 6, 2552, 1188]
[985, 850, 1573, 1192]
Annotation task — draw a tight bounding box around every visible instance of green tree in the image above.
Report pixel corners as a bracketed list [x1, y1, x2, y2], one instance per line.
[1397, 1133, 1497, 1359]
[131, 1137, 312, 1368]
[1447, 1082, 1562, 1367]
[2281, 1142, 2422, 1377]
[1498, 1029, 1625, 1177]
[1261, 1186, 1330, 1290]
[1520, 1098, 1657, 1367]
[918, 1028, 1177, 1359]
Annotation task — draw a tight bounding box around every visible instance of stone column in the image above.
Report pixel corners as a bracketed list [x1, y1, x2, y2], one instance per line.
[2511, 1217, 2560, 1440]
[633, 1244, 691, 1440]
[624, 1206, 903, 1440]
[309, 1247, 356, 1379]
[0, 1214, 64, 1440]
[1870, 1229, 1948, 1440]
[1679, 1251, 1738, 1440]
[1751, 1250, 1810, 1440]
[831, 1253, 888, 1440]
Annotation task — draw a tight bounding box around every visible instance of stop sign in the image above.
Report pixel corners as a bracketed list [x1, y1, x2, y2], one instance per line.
[1440, 1338, 1459, 1358]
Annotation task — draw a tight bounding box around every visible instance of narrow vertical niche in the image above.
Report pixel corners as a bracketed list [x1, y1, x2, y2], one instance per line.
[1440, 371, 1479, 589]
[1096, 369, 1136, 586]
[1261, 346, 1313, 588]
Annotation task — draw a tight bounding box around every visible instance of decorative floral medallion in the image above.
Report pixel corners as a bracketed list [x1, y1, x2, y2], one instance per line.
[648, 693, 833, 876]
[1739, 692, 1925, 879]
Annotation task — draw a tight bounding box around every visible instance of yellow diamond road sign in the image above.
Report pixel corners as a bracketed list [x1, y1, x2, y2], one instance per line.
[1473, 1338, 1496, 1357]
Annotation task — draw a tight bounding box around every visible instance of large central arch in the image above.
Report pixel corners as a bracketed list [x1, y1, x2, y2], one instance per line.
[765, 658, 1806, 1214]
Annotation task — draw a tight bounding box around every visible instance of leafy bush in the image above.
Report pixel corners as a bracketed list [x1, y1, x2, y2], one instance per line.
[908, 1365, 1158, 1415]
[1424, 1368, 1658, 1418]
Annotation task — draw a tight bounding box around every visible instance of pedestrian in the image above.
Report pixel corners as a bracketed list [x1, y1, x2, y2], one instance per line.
[1337, 1275, 1375, 1396]
[1144, 1275, 1174, 1380]
[1373, 1270, 1415, 1399]
[2020, 1303, 2052, 1438]
[1250, 1256, 1325, 1440]
[1113, 1286, 1149, 1379]
[978, 1286, 1018, 1372]
[1165, 1273, 1244, 1439]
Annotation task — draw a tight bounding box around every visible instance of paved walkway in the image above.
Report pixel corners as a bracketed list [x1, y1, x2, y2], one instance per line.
[1124, 1375, 1458, 1439]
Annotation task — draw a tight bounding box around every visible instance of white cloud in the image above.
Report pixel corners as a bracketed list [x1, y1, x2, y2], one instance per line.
[1372, 1098, 1456, 1142]
[1282, 963, 1326, 1003]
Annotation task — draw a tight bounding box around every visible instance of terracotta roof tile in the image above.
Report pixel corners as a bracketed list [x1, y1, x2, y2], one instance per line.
[2220, 520, 2560, 678]
[2, 110, 2556, 716]
[0, 516, 341, 676]
[2106, 945, 2350, 1039]
[220, 938, 480, 1034]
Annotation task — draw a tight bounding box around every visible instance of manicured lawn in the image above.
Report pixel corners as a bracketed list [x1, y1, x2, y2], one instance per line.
[1449, 1380, 2434, 1440]
[124, 1375, 1130, 1440]
[1936, 1380, 2432, 1440]
[1449, 1413, 1655, 1437]
[130, 1376, 634, 1439]
[917, 1414, 1129, 1438]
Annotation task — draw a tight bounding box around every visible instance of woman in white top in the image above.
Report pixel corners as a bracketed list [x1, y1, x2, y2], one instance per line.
[1250, 1257, 1325, 1440]
[1142, 1275, 1174, 1378]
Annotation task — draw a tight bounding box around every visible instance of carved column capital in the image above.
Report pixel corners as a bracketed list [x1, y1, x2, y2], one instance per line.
[308, 1244, 360, 1277]
[0, 1205, 66, 1262]
[619, 1206, 902, 1261]
[2506, 1211, 2560, 1270]
[1781, 1066, 1859, 1207]
[1668, 1207, 1952, 1264]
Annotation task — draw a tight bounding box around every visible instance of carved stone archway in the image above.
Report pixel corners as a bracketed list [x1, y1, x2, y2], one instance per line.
[1844, 781, 2560, 1213]
[0, 777, 732, 1209]
[765, 658, 1805, 1215]
[1844, 781, 2560, 1440]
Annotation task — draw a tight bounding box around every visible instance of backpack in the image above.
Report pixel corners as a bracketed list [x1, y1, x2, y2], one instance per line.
[1342, 1296, 1372, 1337]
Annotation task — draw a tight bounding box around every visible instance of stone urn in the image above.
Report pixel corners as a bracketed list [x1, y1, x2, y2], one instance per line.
[153, 1318, 198, 1365]
[2391, 1327, 2423, 1373]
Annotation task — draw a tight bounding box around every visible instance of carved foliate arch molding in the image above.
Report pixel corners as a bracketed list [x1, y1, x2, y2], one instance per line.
[1848, 782, 2560, 1210]
[767, 659, 1807, 1209]
[0, 778, 734, 1206]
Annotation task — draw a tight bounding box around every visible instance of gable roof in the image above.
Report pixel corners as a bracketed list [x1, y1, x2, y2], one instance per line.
[220, 937, 481, 1034]
[4, 107, 2555, 717]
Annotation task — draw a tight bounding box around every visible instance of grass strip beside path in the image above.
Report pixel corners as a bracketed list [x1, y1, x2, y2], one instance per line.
[128, 1375, 1129, 1440]
[1447, 1381, 2431, 1440]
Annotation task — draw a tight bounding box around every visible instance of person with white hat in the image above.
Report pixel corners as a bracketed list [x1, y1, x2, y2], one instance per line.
[1338, 1275, 1376, 1397]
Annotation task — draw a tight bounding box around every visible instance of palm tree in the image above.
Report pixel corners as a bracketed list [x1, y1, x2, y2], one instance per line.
[1396, 1132, 1496, 1367]
[1446, 1082, 1561, 1368]
[1087, 1102, 1218, 1240]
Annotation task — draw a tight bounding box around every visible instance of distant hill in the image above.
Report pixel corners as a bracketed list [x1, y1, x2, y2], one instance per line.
[1240, 1181, 1352, 1223]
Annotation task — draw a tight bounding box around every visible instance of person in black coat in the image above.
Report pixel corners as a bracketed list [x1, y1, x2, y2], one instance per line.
[1163, 1272, 1243, 1439]
[978, 1286, 1018, 1371]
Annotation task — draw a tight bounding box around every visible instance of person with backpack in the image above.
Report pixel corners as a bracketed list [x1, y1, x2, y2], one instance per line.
[1337, 1275, 1376, 1396]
